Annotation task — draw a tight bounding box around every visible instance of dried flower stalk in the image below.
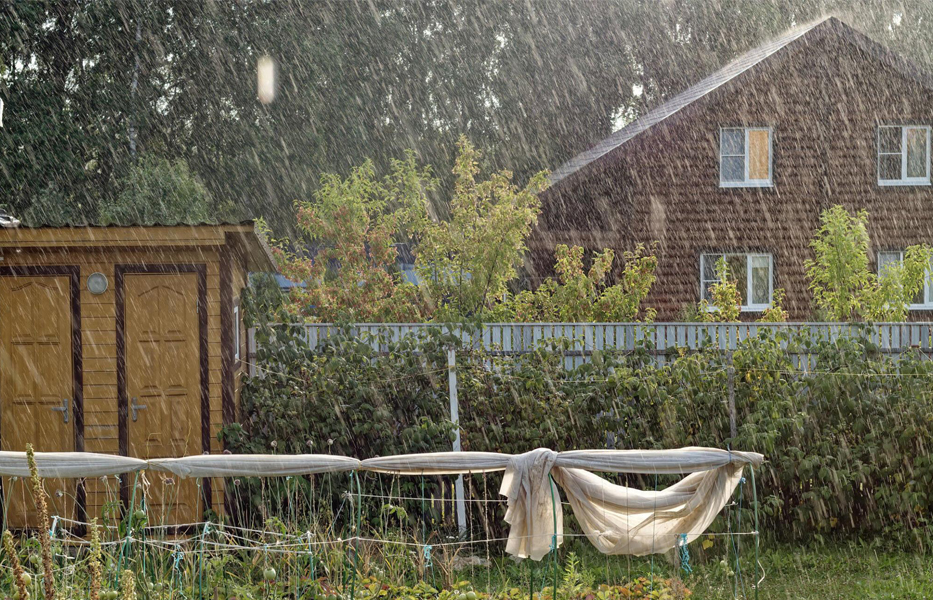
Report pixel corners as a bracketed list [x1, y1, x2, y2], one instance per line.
[89, 519, 102, 600]
[2, 530, 29, 600]
[26, 443, 55, 600]
[120, 569, 137, 600]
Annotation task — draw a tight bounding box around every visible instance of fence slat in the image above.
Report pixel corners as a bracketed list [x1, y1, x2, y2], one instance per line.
[247, 322, 933, 372]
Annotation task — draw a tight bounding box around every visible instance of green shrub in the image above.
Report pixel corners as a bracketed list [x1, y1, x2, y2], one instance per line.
[227, 310, 933, 550]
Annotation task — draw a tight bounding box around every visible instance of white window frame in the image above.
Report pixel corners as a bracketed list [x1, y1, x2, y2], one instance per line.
[700, 253, 773, 312]
[877, 250, 933, 309]
[719, 127, 773, 188]
[877, 125, 931, 186]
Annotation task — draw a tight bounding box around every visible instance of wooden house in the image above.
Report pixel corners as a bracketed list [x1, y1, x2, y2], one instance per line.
[0, 222, 275, 527]
[530, 17, 933, 320]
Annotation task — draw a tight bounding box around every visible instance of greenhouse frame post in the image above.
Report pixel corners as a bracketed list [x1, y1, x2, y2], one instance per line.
[448, 348, 467, 535]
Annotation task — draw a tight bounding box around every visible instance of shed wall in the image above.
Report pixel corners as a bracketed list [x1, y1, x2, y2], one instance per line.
[0, 245, 229, 518]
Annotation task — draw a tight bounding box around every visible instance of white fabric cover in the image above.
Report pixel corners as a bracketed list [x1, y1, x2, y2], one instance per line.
[555, 447, 761, 474]
[361, 452, 511, 474]
[500, 449, 564, 560]
[0, 447, 762, 560]
[553, 461, 746, 556]
[0, 451, 146, 478]
[498, 448, 763, 559]
[148, 454, 361, 478]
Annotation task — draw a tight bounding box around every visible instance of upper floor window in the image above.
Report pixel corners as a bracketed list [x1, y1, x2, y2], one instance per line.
[720, 127, 772, 188]
[877, 250, 933, 308]
[877, 125, 931, 186]
[701, 252, 773, 311]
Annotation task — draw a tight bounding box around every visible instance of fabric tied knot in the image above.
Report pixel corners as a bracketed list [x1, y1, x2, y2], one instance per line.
[500, 448, 563, 561]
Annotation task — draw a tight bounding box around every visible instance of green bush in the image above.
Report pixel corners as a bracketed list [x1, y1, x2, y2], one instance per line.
[226, 304, 933, 550]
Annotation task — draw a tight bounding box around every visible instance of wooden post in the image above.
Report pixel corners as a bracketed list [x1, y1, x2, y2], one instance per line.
[448, 348, 467, 535]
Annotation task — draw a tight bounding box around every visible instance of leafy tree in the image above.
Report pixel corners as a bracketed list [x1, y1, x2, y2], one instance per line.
[415, 137, 547, 320]
[700, 257, 742, 322]
[275, 152, 433, 323]
[98, 156, 220, 225]
[5, 2, 931, 233]
[805, 206, 872, 321]
[498, 243, 658, 322]
[806, 205, 933, 321]
[758, 288, 789, 322]
[863, 245, 933, 321]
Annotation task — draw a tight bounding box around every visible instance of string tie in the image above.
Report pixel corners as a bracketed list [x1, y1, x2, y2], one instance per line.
[678, 533, 692, 574]
[422, 544, 433, 567]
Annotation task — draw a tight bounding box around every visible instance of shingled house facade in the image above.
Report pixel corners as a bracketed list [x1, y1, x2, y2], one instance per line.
[528, 17, 933, 321]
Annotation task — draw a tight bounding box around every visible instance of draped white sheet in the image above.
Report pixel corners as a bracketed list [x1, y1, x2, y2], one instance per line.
[148, 454, 362, 478]
[0, 451, 146, 478]
[0, 447, 763, 560]
[361, 452, 511, 474]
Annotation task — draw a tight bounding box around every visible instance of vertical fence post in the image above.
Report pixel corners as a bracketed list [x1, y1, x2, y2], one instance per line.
[448, 347, 467, 535]
[727, 350, 737, 439]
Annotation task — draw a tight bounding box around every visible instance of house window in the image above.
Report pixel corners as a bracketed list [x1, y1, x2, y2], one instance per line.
[720, 127, 772, 187]
[701, 253, 773, 311]
[877, 126, 931, 185]
[877, 250, 933, 308]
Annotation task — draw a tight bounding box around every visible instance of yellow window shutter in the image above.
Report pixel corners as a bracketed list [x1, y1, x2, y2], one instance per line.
[748, 130, 770, 180]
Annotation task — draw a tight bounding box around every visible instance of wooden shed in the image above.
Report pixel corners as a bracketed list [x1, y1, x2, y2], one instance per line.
[0, 222, 275, 528]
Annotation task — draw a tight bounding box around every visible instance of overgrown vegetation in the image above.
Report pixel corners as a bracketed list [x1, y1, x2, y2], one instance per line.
[271, 143, 929, 324]
[230, 296, 933, 552]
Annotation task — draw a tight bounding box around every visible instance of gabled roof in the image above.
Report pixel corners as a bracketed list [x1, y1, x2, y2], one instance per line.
[548, 16, 933, 186]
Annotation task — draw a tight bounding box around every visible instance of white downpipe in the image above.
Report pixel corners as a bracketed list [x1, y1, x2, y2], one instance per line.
[448, 348, 467, 535]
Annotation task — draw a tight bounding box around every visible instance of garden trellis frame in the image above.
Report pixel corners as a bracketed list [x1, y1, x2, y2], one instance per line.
[0, 447, 764, 600]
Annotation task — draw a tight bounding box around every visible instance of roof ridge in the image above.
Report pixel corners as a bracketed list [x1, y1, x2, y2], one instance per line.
[547, 15, 897, 186]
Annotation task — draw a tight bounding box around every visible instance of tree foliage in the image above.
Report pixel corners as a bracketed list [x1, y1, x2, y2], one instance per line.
[806, 206, 873, 321]
[699, 257, 742, 322]
[499, 243, 658, 322]
[3, 2, 932, 229]
[807, 206, 933, 321]
[415, 138, 548, 320]
[98, 156, 219, 225]
[274, 153, 433, 323]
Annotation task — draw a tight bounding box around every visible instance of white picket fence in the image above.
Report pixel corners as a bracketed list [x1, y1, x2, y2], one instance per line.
[246, 322, 933, 374]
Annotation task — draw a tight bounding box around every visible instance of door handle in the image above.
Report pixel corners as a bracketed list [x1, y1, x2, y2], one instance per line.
[50, 398, 69, 424]
[131, 397, 147, 422]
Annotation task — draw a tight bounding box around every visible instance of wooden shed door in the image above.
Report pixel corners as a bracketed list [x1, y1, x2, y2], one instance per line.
[0, 276, 75, 527]
[125, 274, 201, 525]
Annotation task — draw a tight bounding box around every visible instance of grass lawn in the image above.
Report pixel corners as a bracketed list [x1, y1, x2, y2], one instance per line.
[454, 539, 933, 600]
[689, 543, 933, 600]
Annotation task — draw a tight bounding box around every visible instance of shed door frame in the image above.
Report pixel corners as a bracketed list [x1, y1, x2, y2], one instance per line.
[115, 264, 210, 514]
[0, 265, 85, 531]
